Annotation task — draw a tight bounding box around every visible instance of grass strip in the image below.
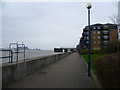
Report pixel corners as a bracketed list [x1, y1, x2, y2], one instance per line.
[81, 54, 104, 75]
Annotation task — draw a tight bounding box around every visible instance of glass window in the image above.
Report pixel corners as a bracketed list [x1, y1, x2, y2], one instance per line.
[97, 26, 101, 29]
[103, 41, 109, 45]
[102, 31, 108, 34]
[93, 26, 100, 30]
[84, 32, 88, 35]
[103, 25, 109, 29]
[86, 41, 89, 44]
[97, 47, 100, 49]
[93, 41, 96, 44]
[97, 31, 101, 34]
[93, 27, 96, 29]
[98, 36, 101, 39]
[98, 42, 101, 44]
[103, 36, 109, 39]
[103, 41, 108, 43]
[93, 36, 96, 39]
[85, 37, 89, 40]
[93, 31, 96, 34]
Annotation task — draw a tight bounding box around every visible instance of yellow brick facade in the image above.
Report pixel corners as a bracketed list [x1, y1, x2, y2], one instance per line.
[109, 29, 118, 44]
[90, 30, 101, 50]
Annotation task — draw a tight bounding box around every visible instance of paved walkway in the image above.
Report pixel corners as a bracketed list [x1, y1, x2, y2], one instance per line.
[4, 52, 97, 88]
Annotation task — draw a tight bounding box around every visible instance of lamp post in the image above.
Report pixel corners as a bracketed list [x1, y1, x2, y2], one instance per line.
[86, 3, 92, 76]
[118, 25, 120, 54]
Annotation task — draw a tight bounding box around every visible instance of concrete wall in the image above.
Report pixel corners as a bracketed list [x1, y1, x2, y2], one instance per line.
[2, 52, 72, 87]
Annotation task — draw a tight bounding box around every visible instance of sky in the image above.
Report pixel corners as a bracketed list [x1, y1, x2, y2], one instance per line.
[1, 0, 119, 50]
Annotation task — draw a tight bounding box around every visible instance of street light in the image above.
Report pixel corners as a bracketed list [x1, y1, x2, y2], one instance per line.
[86, 3, 92, 76]
[117, 24, 120, 54]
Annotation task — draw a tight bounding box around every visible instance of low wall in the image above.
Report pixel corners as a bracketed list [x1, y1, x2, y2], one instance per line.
[2, 52, 73, 87]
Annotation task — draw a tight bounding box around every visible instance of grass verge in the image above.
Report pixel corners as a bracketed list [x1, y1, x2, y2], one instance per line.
[82, 53, 120, 88]
[81, 54, 104, 75]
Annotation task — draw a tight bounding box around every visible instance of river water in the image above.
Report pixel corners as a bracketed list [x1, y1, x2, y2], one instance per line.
[0, 50, 62, 64]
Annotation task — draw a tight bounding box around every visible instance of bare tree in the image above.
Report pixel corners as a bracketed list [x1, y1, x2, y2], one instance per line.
[109, 14, 120, 25]
[109, 14, 120, 54]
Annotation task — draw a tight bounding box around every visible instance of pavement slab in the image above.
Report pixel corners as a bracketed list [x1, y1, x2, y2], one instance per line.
[4, 52, 97, 88]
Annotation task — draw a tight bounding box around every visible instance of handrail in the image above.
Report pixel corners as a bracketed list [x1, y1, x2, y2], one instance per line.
[0, 49, 13, 63]
[1, 42, 26, 63]
[9, 43, 19, 62]
[18, 44, 25, 61]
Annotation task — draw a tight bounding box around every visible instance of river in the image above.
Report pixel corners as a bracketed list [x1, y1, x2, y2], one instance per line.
[0, 50, 62, 64]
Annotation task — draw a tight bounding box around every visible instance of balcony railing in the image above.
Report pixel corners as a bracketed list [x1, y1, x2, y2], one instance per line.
[102, 36, 109, 40]
[102, 31, 109, 35]
[102, 41, 109, 45]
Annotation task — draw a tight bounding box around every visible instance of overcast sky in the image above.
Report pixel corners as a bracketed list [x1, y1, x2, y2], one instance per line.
[1, 1, 119, 50]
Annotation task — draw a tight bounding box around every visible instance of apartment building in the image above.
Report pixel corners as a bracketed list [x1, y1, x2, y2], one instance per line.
[80, 23, 118, 50]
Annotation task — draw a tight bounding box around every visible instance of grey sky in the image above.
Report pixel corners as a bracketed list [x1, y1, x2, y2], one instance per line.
[2, 2, 118, 50]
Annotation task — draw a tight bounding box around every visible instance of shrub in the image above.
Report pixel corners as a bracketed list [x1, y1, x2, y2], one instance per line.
[80, 49, 101, 54]
[102, 42, 120, 54]
[93, 53, 120, 88]
[80, 49, 88, 54]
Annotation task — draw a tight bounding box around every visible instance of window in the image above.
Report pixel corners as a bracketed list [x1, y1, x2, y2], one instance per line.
[93, 47, 97, 49]
[93, 31, 96, 34]
[97, 26, 101, 29]
[103, 25, 109, 29]
[93, 41, 96, 44]
[103, 41, 109, 45]
[85, 27, 89, 30]
[97, 47, 100, 49]
[97, 31, 101, 34]
[93, 26, 101, 30]
[103, 41, 108, 43]
[98, 36, 101, 39]
[102, 31, 108, 34]
[84, 37, 89, 40]
[84, 32, 88, 35]
[103, 36, 109, 39]
[86, 41, 89, 44]
[93, 27, 96, 30]
[98, 42, 101, 44]
[93, 36, 96, 39]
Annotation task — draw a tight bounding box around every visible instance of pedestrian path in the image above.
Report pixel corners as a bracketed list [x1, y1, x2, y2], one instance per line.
[4, 52, 97, 88]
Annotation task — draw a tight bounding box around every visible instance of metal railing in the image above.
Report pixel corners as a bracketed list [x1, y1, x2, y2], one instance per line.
[1, 42, 26, 63]
[18, 43, 25, 61]
[0, 49, 13, 63]
[9, 43, 19, 62]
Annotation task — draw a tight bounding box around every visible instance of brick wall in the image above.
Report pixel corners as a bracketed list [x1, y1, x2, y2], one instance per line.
[109, 29, 118, 43]
[91, 30, 101, 50]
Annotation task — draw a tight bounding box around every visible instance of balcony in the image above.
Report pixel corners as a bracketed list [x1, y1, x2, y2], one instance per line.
[83, 32, 89, 36]
[102, 31, 109, 35]
[84, 27, 89, 31]
[102, 36, 109, 40]
[102, 41, 109, 45]
[84, 36, 89, 41]
[103, 25, 109, 29]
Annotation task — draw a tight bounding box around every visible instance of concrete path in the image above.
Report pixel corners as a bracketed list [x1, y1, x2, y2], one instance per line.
[4, 52, 97, 88]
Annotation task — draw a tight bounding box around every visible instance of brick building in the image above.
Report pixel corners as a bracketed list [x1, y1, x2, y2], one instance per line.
[80, 23, 118, 50]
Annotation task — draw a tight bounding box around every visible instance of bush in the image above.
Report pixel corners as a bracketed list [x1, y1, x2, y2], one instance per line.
[102, 42, 120, 54]
[80, 49, 88, 54]
[93, 53, 120, 88]
[80, 49, 101, 54]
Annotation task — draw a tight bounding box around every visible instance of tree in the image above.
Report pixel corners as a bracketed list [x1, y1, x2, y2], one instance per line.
[109, 14, 120, 25]
[109, 14, 120, 54]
